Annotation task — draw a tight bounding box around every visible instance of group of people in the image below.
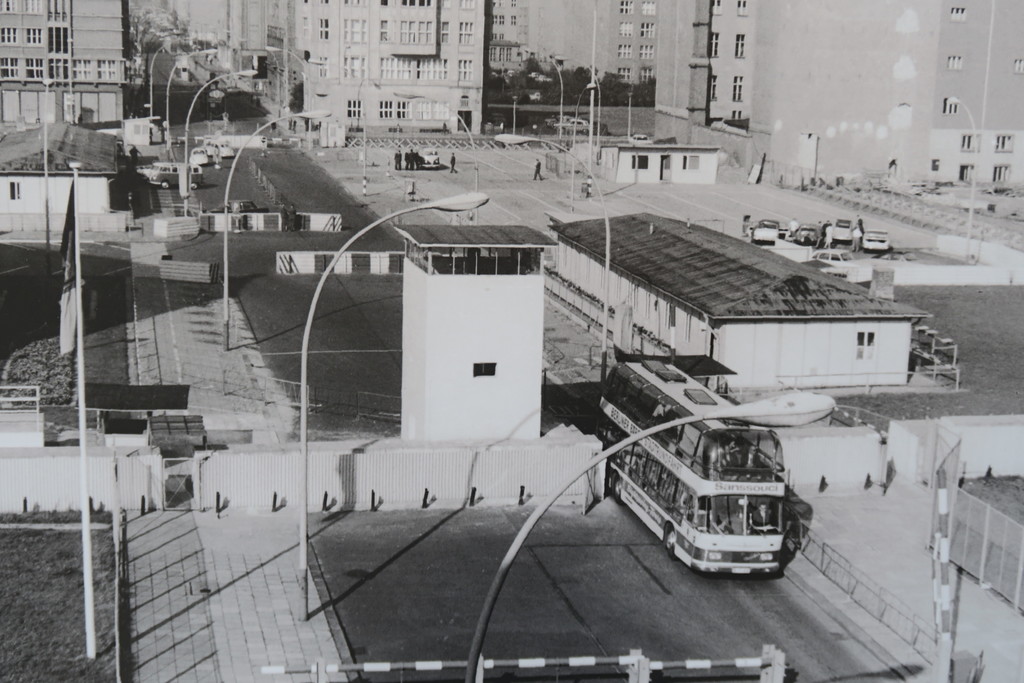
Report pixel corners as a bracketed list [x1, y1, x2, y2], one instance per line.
[790, 215, 866, 250]
[393, 149, 458, 173]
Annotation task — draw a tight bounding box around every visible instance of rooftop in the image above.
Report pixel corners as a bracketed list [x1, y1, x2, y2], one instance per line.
[0, 123, 120, 174]
[396, 224, 555, 248]
[550, 213, 927, 322]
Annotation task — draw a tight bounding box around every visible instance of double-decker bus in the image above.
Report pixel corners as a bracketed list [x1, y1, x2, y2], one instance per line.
[600, 358, 795, 575]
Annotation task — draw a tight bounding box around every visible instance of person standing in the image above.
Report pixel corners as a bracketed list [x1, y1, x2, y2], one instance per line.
[533, 159, 543, 181]
[788, 217, 799, 239]
[823, 221, 834, 249]
[394, 149, 402, 170]
[449, 153, 458, 173]
[852, 220, 864, 252]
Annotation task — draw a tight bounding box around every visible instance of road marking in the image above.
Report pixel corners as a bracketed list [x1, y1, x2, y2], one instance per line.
[260, 349, 402, 356]
[0, 265, 29, 276]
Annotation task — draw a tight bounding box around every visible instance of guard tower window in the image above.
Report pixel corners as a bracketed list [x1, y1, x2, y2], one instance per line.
[473, 363, 497, 377]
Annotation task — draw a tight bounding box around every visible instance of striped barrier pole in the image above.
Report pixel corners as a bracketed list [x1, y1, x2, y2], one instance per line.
[933, 466, 953, 683]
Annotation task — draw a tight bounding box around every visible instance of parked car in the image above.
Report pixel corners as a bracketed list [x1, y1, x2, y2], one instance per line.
[207, 199, 269, 214]
[212, 143, 236, 160]
[751, 219, 780, 245]
[831, 219, 854, 244]
[555, 118, 590, 132]
[861, 230, 892, 252]
[419, 148, 442, 170]
[873, 250, 916, 261]
[139, 162, 203, 189]
[811, 249, 856, 264]
[189, 147, 211, 166]
[629, 134, 652, 145]
[792, 223, 822, 246]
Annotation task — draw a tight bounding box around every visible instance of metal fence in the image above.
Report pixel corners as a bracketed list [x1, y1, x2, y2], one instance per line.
[950, 489, 1024, 612]
[798, 524, 937, 657]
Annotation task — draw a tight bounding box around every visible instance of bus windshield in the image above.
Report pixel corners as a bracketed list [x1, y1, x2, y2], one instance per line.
[697, 429, 782, 481]
[696, 495, 782, 536]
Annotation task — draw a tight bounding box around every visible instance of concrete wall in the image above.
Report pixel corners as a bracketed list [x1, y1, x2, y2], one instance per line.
[0, 173, 111, 215]
[939, 415, 1024, 478]
[275, 250, 400, 275]
[402, 262, 545, 441]
[608, 147, 719, 184]
[778, 426, 885, 490]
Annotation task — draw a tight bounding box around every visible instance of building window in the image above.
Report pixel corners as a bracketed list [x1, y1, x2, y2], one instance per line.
[619, 0, 633, 13]
[0, 27, 17, 44]
[379, 100, 395, 119]
[639, 44, 654, 59]
[459, 22, 473, 44]
[995, 134, 1013, 152]
[303, 16, 310, 39]
[459, 0, 474, 7]
[0, 0, 14, 12]
[25, 57, 43, 79]
[856, 332, 875, 360]
[9, 181, 20, 201]
[712, 0, 721, 15]
[737, 0, 747, 15]
[510, 15, 517, 25]
[49, 58, 69, 80]
[74, 59, 93, 80]
[380, 20, 390, 42]
[960, 133, 978, 152]
[495, 15, 504, 25]
[318, 60, 329, 78]
[641, 1, 655, 15]
[344, 56, 367, 78]
[97, 60, 117, 80]
[1015, 59, 1024, 74]
[617, 44, 632, 59]
[619, 22, 634, 37]
[473, 362, 497, 377]
[25, 27, 42, 45]
[440, 21, 449, 43]
[617, 67, 632, 79]
[344, 19, 367, 42]
[415, 57, 448, 80]
[640, 22, 654, 37]
[730, 110, 743, 120]
[993, 165, 1011, 183]
[458, 59, 473, 81]
[735, 33, 745, 58]
[347, 99, 363, 120]
[631, 155, 649, 170]
[25, 0, 42, 11]
[48, 26, 69, 52]
[402, 0, 433, 4]
[731, 76, 743, 102]
[710, 74, 717, 100]
[942, 97, 959, 114]
[946, 55, 962, 70]
[931, 159, 940, 172]
[950, 7, 966, 21]
[0, 57, 17, 78]
[710, 32, 719, 58]
[639, 66, 654, 82]
[319, 18, 330, 40]
[959, 164, 974, 182]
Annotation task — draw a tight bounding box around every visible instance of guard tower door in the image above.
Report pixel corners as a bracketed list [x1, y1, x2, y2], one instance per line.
[660, 155, 671, 181]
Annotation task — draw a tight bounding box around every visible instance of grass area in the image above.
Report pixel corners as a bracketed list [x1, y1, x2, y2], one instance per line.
[0, 528, 117, 682]
[962, 476, 1024, 524]
[0, 511, 113, 524]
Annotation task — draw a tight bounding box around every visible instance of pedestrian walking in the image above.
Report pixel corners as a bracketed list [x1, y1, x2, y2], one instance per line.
[823, 221, 834, 249]
[533, 159, 543, 181]
[404, 151, 412, 170]
[128, 145, 141, 169]
[852, 221, 864, 252]
[582, 176, 593, 198]
[394, 149, 402, 170]
[450, 153, 458, 173]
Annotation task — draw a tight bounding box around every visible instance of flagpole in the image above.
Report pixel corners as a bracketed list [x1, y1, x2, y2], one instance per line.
[69, 162, 97, 659]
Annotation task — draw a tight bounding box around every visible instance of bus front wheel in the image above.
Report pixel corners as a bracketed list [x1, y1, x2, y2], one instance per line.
[610, 473, 624, 504]
[663, 524, 678, 561]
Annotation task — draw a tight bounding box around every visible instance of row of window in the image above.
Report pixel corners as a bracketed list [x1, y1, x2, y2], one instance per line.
[310, 18, 474, 44]
[709, 32, 745, 59]
[327, 55, 474, 81]
[712, 0, 748, 17]
[958, 133, 1014, 153]
[305, 0, 478, 7]
[618, 22, 656, 38]
[616, 44, 656, 60]
[616, 66, 655, 82]
[709, 74, 744, 102]
[492, 14, 517, 26]
[0, 56, 120, 80]
[933, 161, 1013, 183]
[0, 0, 45, 12]
[619, 1, 657, 16]
[346, 98, 451, 121]
[0, 26, 71, 52]
[947, 55, 1024, 74]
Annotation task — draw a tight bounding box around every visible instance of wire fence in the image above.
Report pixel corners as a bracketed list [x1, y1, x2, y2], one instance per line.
[950, 489, 1024, 613]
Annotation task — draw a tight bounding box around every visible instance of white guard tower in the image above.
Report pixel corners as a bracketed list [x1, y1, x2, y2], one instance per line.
[397, 225, 555, 441]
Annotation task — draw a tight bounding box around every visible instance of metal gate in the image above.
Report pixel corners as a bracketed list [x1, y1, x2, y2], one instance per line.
[163, 458, 196, 510]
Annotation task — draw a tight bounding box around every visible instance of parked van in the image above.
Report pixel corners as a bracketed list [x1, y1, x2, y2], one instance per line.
[210, 134, 268, 150]
[139, 162, 204, 189]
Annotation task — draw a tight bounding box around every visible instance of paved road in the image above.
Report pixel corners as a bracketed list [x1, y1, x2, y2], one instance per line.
[311, 502, 904, 683]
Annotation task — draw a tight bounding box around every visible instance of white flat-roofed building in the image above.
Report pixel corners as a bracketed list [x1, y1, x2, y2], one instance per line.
[398, 224, 555, 442]
[601, 143, 719, 184]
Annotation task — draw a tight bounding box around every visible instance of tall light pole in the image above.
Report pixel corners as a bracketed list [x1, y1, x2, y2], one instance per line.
[359, 77, 381, 196]
[182, 68, 257, 214]
[570, 84, 597, 213]
[221, 109, 330, 351]
[147, 44, 169, 119]
[42, 78, 54, 278]
[550, 55, 565, 142]
[464, 392, 837, 683]
[164, 48, 217, 152]
[69, 160, 97, 659]
[266, 46, 311, 116]
[497, 132, 610, 380]
[296, 192, 491, 615]
[947, 97, 978, 262]
[456, 113, 480, 194]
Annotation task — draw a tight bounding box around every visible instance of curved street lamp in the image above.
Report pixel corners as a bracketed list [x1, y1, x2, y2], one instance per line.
[182, 68, 258, 213]
[164, 48, 218, 152]
[550, 55, 565, 142]
[221, 109, 331, 350]
[147, 44, 169, 118]
[946, 96, 978, 262]
[464, 392, 836, 683]
[359, 77, 382, 196]
[297, 191, 491, 615]
[496, 132, 612, 381]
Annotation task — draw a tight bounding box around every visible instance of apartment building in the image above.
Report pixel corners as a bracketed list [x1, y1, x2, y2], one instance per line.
[655, 0, 1024, 184]
[0, 0, 128, 126]
[298, 0, 486, 134]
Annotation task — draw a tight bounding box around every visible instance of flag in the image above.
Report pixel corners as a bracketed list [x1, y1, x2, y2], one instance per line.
[59, 183, 76, 355]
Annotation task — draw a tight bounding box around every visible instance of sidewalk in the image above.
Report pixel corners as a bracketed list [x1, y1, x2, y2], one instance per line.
[128, 510, 340, 683]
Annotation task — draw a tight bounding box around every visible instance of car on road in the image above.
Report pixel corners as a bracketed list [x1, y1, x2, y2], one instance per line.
[139, 161, 203, 189]
[810, 249, 855, 264]
[792, 223, 822, 246]
[831, 219, 854, 244]
[555, 118, 590, 132]
[629, 134, 652, 145]
[861, 229, 892, 252]
[751, 219, 781, 245]
[419, 148, 442, 170]
[207, 199, 269, 214]
[872, 250, 915, 261]
[189, 148, 211, 166]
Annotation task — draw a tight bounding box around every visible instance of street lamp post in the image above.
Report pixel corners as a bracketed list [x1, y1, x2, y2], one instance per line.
[183, 68, 257, 214]
[550, 55, 565, 142]
[164, 48, 218, 153]
[456, 113, 480, 194]
[148, 45, 169, 120]
[359, 77, 381, 196]
[463, 392, 836, 683]
[296, 192, 491, 616]
[221, 109, 330, 351]
[266, 46, 312, 116]
[497, 132, 611, 380]
[947, 97, 978, 262]
[42, 78, 54, 278]
[569, 84, 597, 213]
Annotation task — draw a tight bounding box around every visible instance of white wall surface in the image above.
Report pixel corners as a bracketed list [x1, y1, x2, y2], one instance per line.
[611, 148, 719, 184]
[777, 426, 884, 490]
[939, 415, 1024, 478]
[0, 173, 110, 215]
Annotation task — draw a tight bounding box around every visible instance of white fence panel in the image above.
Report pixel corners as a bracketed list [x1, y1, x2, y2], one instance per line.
[777, 426, 884, 490]
[938, 415, 1024, 477]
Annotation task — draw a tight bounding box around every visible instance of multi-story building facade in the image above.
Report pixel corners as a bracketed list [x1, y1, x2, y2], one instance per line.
[656, 0, 1024, 184]
[0, 0, 128, 126]
[298, 0, 486, 134]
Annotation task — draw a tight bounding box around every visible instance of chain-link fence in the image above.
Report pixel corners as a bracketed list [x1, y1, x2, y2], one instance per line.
[950, 490, 1024, 612]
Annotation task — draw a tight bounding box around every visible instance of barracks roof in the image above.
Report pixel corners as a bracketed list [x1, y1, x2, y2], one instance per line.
[0, 123, 120, 174]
